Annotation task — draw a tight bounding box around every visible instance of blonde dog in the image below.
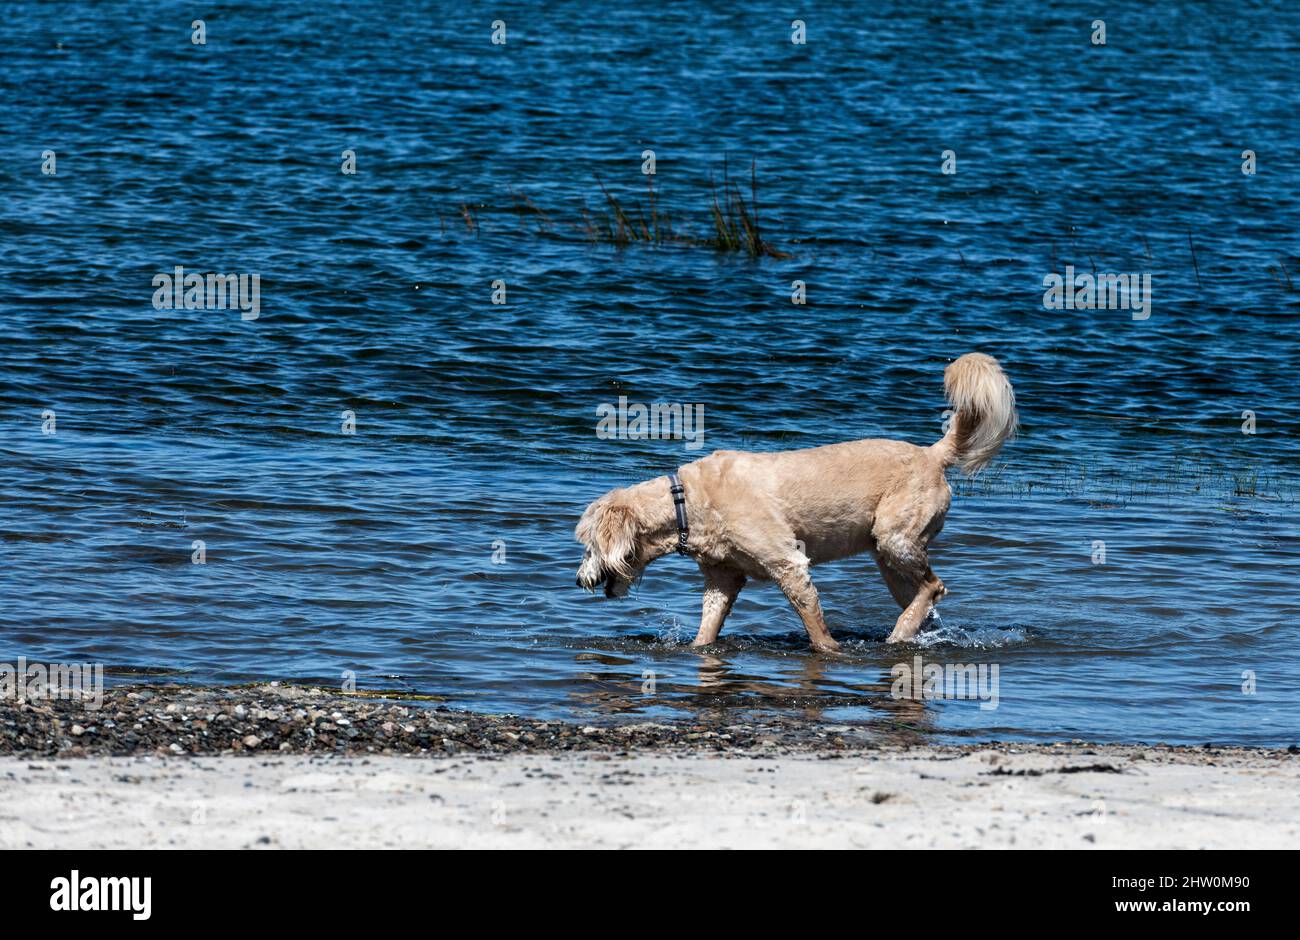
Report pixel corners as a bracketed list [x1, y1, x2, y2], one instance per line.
[575, 353, 1017, 651]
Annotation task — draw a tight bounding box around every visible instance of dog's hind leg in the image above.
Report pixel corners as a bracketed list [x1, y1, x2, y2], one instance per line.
[877, 551, 946, 644]
[772, 561, 840, 653]
[875, 555, 918, 609]
[691, 564, 746, 647]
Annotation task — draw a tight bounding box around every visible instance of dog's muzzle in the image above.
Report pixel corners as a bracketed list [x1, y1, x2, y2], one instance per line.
[580, 569, 623, 598]
[576, 548, 609, 592]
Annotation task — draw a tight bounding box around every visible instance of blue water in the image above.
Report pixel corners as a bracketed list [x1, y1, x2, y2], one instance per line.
[2, 1, 1298, 744]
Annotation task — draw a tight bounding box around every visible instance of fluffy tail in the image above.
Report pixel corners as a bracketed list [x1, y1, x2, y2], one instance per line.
[936, 352, 1018, 473]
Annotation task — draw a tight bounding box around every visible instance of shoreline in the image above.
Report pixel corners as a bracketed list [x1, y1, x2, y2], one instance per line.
[2, 681, 1294, 760]
[3, 684, 1296, 848]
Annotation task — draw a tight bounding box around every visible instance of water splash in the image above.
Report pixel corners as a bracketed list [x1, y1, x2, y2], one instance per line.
[912, 611, 1030, 649]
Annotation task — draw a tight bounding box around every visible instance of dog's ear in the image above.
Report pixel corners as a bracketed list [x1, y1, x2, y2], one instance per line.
[593, 500, 639, 577]
[576, 491, 640, 577]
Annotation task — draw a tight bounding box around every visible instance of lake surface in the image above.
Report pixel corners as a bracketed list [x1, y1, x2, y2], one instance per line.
[2, 1, 1298, 744]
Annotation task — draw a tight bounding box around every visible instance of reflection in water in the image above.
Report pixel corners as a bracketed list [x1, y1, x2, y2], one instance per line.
[565, 644, 936, 741]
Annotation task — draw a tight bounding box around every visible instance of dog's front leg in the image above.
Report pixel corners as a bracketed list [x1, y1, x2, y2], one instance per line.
[772, 562, 840, 653]
[884, 564, 946, 644]
[691, 564, 745, 647]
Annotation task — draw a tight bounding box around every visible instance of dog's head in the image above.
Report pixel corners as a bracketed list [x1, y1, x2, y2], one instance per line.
[575, 488, 648, 598]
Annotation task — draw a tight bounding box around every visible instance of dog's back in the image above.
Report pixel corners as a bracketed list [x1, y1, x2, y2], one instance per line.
[682, 439, 944, 566]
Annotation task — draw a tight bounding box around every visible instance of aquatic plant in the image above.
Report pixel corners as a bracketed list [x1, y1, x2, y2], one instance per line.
[460, 202, 478, 235]
[572, 158, 790, 257]
[508, 186, 554, 234]
[704, 158, 790, 258]
[947, 455, 1292, 505]
[582, 174, 683, 247]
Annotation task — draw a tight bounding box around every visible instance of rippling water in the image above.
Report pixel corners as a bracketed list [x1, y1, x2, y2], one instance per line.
[2, 1, 1298, 744]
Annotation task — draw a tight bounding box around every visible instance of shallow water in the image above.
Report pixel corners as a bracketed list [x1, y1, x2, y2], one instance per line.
[2, 1, 1298, 744]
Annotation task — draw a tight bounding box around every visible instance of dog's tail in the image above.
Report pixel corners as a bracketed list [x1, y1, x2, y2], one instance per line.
[935, 352, 1018, 474]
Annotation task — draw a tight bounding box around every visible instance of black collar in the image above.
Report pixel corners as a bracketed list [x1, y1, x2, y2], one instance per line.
[668, 473, 690, 555]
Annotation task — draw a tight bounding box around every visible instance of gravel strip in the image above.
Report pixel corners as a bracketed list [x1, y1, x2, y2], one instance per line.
[2, 683, 1294, 762]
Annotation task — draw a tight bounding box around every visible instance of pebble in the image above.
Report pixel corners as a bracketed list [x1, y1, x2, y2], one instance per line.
[1, 683, 1282, 764]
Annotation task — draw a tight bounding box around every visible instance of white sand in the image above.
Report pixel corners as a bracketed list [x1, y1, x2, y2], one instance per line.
[1, 747, 1295, 849]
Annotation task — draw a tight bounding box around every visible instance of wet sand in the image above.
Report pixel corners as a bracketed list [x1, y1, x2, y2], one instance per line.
[1, 684, 1295, 849]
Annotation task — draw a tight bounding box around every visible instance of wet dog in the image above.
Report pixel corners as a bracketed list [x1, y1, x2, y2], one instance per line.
[575, 353, 1017, 651]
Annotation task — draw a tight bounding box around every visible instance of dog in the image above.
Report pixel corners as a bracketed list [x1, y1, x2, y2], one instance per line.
[575, 352, 1017, 651]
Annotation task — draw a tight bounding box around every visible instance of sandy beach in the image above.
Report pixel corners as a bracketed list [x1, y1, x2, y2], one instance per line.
[1, 683, 1295, 849]
[3, 747, 1297, 849]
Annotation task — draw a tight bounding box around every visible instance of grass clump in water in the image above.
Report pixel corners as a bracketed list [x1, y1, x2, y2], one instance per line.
[581, 158, 789, 258]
